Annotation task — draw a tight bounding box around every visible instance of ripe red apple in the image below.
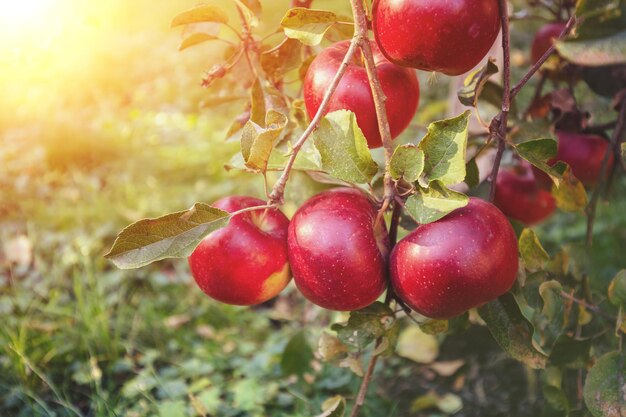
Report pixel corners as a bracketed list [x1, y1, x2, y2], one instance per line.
[287, 188, 389, 311]
[494, 162, 556, 225]
[554, 130, 613, 186]
[303, 40, 420, 149]
[372, 0, 501, 76]
[390, 198, 519, 319]
[531, 22, 566, 64]
[188, 196, 291, 306]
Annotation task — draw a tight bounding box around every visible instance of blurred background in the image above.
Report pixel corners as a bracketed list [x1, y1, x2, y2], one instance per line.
[1, 1, 625, 416]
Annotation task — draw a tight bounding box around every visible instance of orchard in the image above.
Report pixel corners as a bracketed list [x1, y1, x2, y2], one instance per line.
[1, 0, 626, 416]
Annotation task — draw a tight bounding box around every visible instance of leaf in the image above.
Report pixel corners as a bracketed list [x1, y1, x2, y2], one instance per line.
[281, 331, 314, 377]
[171, 5, 228, 28]
[419, 319, 448, 335]
[318, 332, 348, 361]
[316, 396, 346, 417]
[330, 302, 397, 351]
[552, 166, 587, 212]
[478, 293, 548, 369]
[105, 204, 230, 269]
[538, 280, 566, 349]
[404, 181, 469, 225]
[584, 351, 626, 417]
[458, 58, 499, 107]
[313, 110, 378, 184]
[250, 78, 266, 126]
[178, 33, 219, 51]
[465, 157, 480, 188]
[390, 145, 425, 183]
[396, 325, 439, 364]
[557, 30, 626, 66]
[519, 229, 550, 271]
[549, 335, 591, 369]
[576, 0, 626, 39]
[281, 8, 340, 46]
[608, 270, 626, 306]
[232, 0, 260, 28]
[621, 142, 626, 166]
[261, 38, 302, 80]
[411, 392, 463, 414]
[515, 138, 558, 178]
[418, 111, 471, 186]
[241, 111, 289, 172]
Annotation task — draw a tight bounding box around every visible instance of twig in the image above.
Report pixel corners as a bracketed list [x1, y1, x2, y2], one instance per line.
[488, 0, 512, 202]
[510, 15, 576, 100]
[585, 93, 626, 246]
[559, 291, 616, 320]
[268, 39, 360, 203]
[351, 0, 397, 207]
[349, 344, 380, 417]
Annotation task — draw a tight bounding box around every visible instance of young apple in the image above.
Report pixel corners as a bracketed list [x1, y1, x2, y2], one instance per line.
[372, 0, 501, 75]
[494, 162, 556, 225]
[531, 22, 567, 64]
[188, 196, 291, 306]
[303, 40, 420, 149]
[287, 188, 390, 311]
[390, 198, 519, 319]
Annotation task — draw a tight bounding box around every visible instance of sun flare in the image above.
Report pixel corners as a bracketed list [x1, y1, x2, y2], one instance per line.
[0, 0, 58, 34]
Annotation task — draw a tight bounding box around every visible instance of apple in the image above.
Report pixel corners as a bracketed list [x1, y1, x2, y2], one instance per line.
[494, 162, 556, 225]
[303, 40, 420, 149]
[554, 130, 613, 186]
[390, 198, 519, 319]
[372, 0, 501, 76]
[188, 196, 291, 306]
[531, 22, 566, 64]
[287, 188, 390, 311]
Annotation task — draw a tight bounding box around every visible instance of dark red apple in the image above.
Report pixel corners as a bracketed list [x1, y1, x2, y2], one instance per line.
[372, 0, 501, 76]
[531, 22, 567, 64]
[188, 196, 291, 306]
[494, 162, 556, 225]
[390, 198, 519, 319]
[303, 40, 420, 149]
[554, 130, 613, 186]
[287, 188, 389, 311]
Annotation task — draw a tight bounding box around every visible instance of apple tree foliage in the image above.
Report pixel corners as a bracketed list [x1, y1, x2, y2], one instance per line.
[106, 0, 626, 415]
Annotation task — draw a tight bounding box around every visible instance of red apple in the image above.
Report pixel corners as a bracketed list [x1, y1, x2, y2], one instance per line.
[188, 196, 291, 306]
[372, 0, 501, 76]
[531, 22, 566, 64]
[554, 130, 613, 186]
[303, 40, 420, 149]
[287, 188, 389, 311]
[390, 198, 519, 319]
[494, 162, 556, 225]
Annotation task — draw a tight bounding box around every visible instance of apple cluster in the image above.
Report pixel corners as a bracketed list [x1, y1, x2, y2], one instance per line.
[188, 0, 611, 320]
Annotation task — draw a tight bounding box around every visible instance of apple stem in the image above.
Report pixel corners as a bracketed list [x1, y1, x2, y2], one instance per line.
[585, 92, 626, 246]
[350, 0, 398, 209]
[267, 38, 361, 204]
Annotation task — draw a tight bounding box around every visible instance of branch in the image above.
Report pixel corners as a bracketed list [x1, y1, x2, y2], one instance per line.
[585, 92, 626, 246]
[268, 39, 360, 203]
[488, 0, 512, 202]
[510, 15, 576, 100]
[350, 0, 397, 207]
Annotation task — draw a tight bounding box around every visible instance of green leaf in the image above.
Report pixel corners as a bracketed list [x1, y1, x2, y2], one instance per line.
[576, 0, 626, 39]
[515, 138, 558, 177]
[105, 204, 231, 269]
[419, 319, 449, 335]
[390, 145, 425, 183]
[538, 280, 566, 348]
[331, 302, 396, 351]
[465, 157, 480, 188]
[552, 166, 587, 212]
[178, 33, 219, 51]
[608, 270, 626, 306]
[170, 5, 228, 28]
[281, 331, 313, 377]
[478, 293, 548, 369]
[621, 142, 626, 166]
[281, 8, 341, 46]
[418, 111, 470, 186]
[519, 229, 550, 271]
[157, 400, 186, 417]
[316, 396, 346, 417]
[241, 110, 289, 172]
[584, 351, 626, 417]
[511, 120, 555, 144]
[549, 335, 591, 369]
[313, 110, 378, 184]
[396, 325, 439, 364]
[557, 30, 626, 66]
[457, 58, 499, 107]
[404, 181, 469, 225]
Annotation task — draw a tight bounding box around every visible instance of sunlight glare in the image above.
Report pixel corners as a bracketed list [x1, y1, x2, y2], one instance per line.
[0, 0, 58, 34]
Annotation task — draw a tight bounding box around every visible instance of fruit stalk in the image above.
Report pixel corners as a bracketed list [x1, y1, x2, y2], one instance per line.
[268, 39, 361, 204]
